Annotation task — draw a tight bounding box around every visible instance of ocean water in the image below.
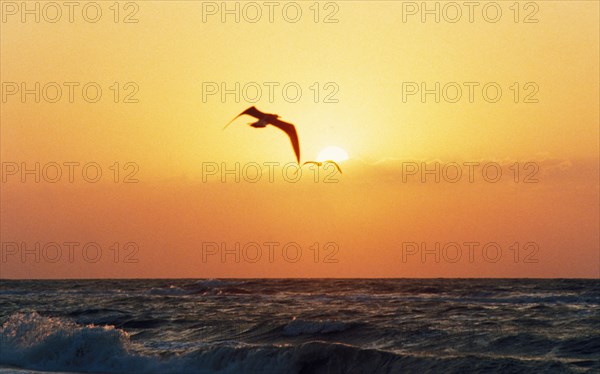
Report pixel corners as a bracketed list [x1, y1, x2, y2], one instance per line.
[0, 279, 598, 374]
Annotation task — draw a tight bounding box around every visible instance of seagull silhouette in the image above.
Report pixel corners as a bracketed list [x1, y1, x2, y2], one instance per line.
[224, 106, 301, 164]
[301, 160, 343, 174]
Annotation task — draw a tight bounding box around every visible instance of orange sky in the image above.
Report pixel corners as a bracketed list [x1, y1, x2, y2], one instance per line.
[1, 1, 598, 278]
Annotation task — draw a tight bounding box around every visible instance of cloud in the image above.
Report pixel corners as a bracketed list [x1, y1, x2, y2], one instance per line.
[339, 156, 599, 187]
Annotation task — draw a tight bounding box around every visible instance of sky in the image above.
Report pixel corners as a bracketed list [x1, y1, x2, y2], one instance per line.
[1, 1, 598, 278]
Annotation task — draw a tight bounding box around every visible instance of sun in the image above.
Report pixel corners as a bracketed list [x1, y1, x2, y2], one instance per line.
[316, 146, 349, 163]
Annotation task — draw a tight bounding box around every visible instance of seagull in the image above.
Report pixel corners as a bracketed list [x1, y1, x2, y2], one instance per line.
[301, 160, 343, 174]
[224, 106, 301, 164]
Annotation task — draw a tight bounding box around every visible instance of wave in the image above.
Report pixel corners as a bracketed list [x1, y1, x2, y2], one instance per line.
[0, 313, 146, 373]
[282, 319, 352, 337]
[146, 280, 252, 297]
[192, 279, 245, 288]
[147, 285, 190, 296]
[0, 313, 586, 374]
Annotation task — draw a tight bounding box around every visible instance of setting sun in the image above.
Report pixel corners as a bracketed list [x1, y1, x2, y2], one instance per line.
[316, 146, 349, 163]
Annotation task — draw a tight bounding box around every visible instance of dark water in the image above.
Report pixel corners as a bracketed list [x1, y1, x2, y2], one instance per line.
[0, 279, 598, 373]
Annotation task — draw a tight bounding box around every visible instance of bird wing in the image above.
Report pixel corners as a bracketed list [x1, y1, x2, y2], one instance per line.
[324, 160, 343, 174]
[269, 118, 301, 163]
[302, 161, 320, 167]
[223, 106, 265, 129]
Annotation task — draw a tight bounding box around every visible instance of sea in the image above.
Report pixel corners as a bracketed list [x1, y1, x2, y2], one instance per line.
[0, 279, 598, 373]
